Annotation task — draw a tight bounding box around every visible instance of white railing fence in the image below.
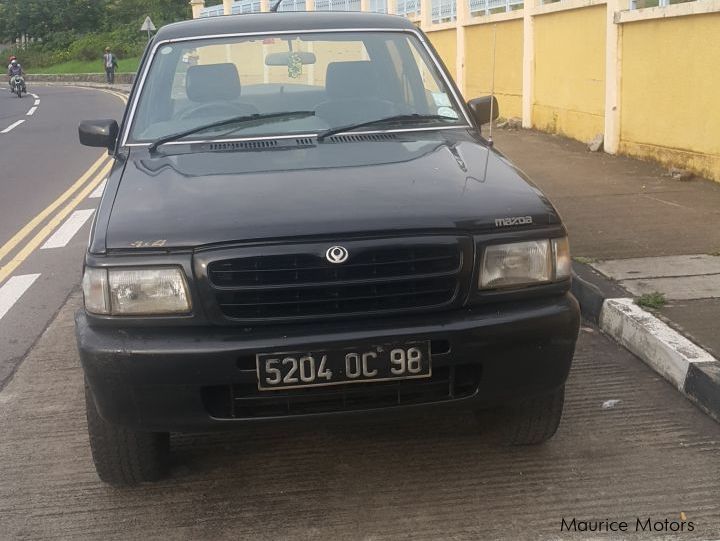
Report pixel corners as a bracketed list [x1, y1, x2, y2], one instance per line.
[199, 0, 692, 18]
[396, 0, 421, 17]
[232, 0, 262, 13]
[277, 0, 307, 10]
[270, 0, 305, 11]
[431, 0, 457, 22]
[314, 0, 362, 10]
[469, 0, 523, 16]
[200, 4, 225, 17]
[629, 0, 675, 8]
[367, 0, 389, 12]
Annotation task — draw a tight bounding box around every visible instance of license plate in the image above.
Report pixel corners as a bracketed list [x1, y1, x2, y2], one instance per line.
[256, 341, 431, 391]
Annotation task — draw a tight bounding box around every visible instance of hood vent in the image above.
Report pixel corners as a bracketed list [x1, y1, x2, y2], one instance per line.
[202, 134, 396, 152]
[207, 140, 277, 151]
[204, 138, 316, 152]
[326, 133, 398, 144]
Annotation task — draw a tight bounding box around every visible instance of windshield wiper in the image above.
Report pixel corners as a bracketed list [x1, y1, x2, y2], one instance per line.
[147, 110, 315, 152]
[316, 114, 457, 142]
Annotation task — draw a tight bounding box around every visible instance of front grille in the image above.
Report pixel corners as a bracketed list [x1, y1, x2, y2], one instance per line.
[202, 364, 481, 419]
[202, 238, 466, 323]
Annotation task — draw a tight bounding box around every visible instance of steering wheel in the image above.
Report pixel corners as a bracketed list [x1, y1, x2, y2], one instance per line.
[179, 101, 257, 120]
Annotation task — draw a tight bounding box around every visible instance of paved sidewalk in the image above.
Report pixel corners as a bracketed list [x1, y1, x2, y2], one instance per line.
[494, 128, 720, 419]
[493, 129, 720, 260]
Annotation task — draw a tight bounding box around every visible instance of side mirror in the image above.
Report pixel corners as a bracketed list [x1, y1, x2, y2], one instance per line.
[467, 96, 499, 126]
[79, 119, 119, 149]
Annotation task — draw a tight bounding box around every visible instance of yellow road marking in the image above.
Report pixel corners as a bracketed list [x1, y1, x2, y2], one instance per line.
[98, 88, 129, 105]
[0, 154, 109, 266]
[55, 84, 129, 106]
[0, 160, 113, 286]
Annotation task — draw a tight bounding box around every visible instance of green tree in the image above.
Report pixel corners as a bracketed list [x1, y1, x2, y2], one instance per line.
[104, 0, 190, 28]
[0, 0, 190, 42]
[0, 0, 193, 69]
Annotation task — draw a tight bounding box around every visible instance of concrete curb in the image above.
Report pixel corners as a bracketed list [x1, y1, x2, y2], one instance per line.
[571, 261, 627, 324]
[26, 73, 135, 85]
[33, 81, 131, 96]
[573, 263, 720, 423]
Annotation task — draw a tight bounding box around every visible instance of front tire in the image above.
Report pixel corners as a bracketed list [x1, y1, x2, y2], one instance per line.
[496, 386, 565, 445]
[84, 381, 170, 486]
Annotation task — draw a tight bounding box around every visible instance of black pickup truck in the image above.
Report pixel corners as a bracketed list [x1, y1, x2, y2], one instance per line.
[77, 11, 579, 486]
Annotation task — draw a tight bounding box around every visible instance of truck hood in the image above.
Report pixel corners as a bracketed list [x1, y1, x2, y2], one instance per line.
[105, 132, 559, 249]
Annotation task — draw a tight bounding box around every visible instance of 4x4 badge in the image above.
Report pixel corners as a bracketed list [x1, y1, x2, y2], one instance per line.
[326, 246, 349, 264]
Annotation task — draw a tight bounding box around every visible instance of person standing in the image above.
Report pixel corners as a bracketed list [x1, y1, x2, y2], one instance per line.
[103, 47, 118, 84]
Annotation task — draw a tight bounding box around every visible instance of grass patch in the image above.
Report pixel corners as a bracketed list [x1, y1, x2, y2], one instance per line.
[635, 292, 667, 310]
[708, 250, 720, 257]
[30, 57, 139, 75]
[573, 256, 597, 265]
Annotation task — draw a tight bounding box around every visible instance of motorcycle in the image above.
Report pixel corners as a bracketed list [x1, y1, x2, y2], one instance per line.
[10, 75, 25, 98]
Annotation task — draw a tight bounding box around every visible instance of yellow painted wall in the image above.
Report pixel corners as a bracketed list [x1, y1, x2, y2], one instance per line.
[464, 20, 523, 119]
[533, 5, 606, 142]
[426, 29, 457, 80]
[620, 13, 720, 182]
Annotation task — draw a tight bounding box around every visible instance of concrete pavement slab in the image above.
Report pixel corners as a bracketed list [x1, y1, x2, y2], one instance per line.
[620, 274, 720, 300]
[593, 254, 720, 300]
[494, 129, 720, 427]
[2, 293, 720, 539]
[594, 254, 720, 280]
[493, 130, 720, 259]
[660, 299, 720, 357]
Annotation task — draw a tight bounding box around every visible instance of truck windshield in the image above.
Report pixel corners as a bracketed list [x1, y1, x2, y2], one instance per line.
[127, 31, 467, 144]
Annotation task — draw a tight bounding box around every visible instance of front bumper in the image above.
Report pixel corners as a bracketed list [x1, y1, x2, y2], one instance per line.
[77, 293, 580, 432]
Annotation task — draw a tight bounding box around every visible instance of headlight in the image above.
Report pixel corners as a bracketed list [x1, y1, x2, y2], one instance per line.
[552, 237, 571, 280]
[480, 237, 571, 289]
[82, 267, 110, 314]
[82, 266, 191, 315]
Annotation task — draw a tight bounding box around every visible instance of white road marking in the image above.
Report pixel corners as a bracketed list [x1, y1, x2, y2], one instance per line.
[26, 106, 37, 116]
[88, 178, 107, 199]
[41, 209, 95, 249]
[1, 120, 25, 133]
[0, 274, 40, 321]
[33, 99, 40, 106]
[30, 93, 39, 99]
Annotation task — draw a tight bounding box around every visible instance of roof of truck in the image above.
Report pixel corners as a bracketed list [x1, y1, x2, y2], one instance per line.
[155, 11, 417, 41]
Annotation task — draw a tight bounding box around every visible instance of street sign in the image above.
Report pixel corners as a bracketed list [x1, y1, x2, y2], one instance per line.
[140, 16, 156, 41]
[140, 16, 156, 32]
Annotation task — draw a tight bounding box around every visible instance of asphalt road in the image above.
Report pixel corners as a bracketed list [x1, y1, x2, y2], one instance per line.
[0, 84, 125, 387]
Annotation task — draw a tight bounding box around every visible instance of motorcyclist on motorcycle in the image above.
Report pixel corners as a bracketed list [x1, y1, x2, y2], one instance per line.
[8, 58, 25, 93]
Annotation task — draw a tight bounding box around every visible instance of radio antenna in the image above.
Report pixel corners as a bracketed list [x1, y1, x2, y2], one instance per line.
[487, 24, 497, 146]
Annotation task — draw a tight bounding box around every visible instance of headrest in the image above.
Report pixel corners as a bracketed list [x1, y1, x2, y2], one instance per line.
[186, 63, 241, 102]
[325, 61, 379, 100]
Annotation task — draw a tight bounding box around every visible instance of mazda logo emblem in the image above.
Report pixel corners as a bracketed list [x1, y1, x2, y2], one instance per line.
[326, 246, 349, 264]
